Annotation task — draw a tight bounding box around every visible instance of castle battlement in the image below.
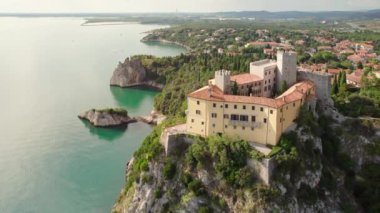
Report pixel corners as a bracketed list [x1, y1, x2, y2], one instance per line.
[215, 69, 231, 76]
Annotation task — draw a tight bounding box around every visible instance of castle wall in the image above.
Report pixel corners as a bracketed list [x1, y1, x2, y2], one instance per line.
[297, 70, 332, 104]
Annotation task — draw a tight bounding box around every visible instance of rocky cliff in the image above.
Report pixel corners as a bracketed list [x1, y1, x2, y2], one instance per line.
[78, 108, 136, 127]
[110, 58, 163, 90]
[113, 110, 380, 212]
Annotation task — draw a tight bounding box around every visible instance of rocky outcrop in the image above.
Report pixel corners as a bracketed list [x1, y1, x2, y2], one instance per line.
[136, 110, 167, 125]
[78, 108, 136, 127]
[110, 58, 163, 90]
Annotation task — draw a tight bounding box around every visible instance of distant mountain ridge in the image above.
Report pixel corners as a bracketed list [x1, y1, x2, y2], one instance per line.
[214, 10, 380, 19]
[1, 9, 379, 20]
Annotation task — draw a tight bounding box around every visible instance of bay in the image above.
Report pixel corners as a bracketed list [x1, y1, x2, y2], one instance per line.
[0, 17, 185, 213]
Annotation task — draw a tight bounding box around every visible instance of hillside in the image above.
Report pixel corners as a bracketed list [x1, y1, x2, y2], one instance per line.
[113, 107, 380, 212]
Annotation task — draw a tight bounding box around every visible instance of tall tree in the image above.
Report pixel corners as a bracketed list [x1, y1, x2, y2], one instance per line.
[332, 75, 339, 95]
[232, 81, 239, 95]
[340, 71, 347, 87]
[280, 80, 288, 93]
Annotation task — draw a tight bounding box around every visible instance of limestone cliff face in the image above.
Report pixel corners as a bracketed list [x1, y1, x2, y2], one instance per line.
[110, 58, 163, 89]
[113, 119, 379, 213]
[78, 109, 136, 127]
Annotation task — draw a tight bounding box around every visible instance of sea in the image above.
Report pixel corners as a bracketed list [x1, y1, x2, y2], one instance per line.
[0, 17, 185, 212]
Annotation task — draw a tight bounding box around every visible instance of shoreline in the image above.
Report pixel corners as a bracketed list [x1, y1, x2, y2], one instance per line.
[141, 37, 192, 52]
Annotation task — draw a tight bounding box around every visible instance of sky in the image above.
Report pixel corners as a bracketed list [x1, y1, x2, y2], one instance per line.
[0, 0, 379, 13]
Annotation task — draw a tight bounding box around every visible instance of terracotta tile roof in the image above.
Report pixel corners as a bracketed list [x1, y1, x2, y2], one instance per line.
[328, 69, 341, 75]
[347, 54, 363, 63]
[188, 80, 315, 108]
[347, 69, 363, 84]
[230, 73, 263, 85]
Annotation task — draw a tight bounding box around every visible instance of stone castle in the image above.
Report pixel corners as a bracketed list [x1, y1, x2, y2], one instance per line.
[186, 51, 331, 146]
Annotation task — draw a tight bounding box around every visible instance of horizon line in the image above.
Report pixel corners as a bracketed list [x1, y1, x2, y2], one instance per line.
[0, 9, 379, 14]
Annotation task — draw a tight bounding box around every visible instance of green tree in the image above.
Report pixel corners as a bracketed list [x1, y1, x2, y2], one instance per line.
[332, 75, 339, 95]
[357, 61, 364, 69]
[232, 81, 238, 95]
[340, 71, 347, 87]
[280, 80, 288, 93]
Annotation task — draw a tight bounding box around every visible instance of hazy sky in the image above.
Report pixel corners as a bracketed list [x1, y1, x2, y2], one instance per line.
[1, 0, 379, 13]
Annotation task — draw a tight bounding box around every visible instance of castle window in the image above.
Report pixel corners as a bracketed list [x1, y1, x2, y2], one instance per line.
[242, 105, 246, 110]
[270, 110, 273, 114]
[196, 110, 201, 115]
[231, 114, 239, 121]
[224, 114, 229, 119]
[234, 105, 237, 109]
[225, 104, 228, 108]
[213, 103, 216, 108]
[269, 79, 271, 83]
[197, 101, 200, 105]
[242, 126, 245, 130]
[251, 116, 256, 122]
[201, 122, 204, 125]
[280, 108, 283, 112]
[260, 107, 264, 112]
[263, 118, 267, 123]
[252, 106, 255, 110]
[240, 115, 249, 121]
[293, 103, 296, 107]
[225, 125, 228, 128]
[251, 127, 254, 131]
[233, 126, 237, 129]
[191, 119, 194, 123]
[212, 124, 215, 128]
[211, 113, 217, 118]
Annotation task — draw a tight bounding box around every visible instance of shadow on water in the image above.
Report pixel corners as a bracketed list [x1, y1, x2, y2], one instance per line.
[109, 86, 159, 110]
[79, 119, 128, 142]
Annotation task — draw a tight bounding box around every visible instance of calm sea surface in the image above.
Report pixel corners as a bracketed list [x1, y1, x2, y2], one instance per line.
[0, 18, 185, 213]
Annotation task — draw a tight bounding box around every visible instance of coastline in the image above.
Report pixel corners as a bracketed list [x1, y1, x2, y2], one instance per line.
[141, 36, 192, 52]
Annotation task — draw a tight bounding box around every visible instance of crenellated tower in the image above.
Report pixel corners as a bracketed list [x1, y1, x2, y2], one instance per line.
[276, 51, 297, 92]
[214, 70, 231, 94]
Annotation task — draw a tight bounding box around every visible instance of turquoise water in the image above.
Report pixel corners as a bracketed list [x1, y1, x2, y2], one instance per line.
[0, 18, 185, 212]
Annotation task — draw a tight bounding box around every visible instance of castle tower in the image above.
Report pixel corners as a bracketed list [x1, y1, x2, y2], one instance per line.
[215, 70, 231, 94]
[276, 51, 297, 92]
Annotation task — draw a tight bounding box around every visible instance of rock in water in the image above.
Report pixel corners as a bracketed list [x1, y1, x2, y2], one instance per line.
[78, 108, 136, 127]
[110, 58, 163, 89]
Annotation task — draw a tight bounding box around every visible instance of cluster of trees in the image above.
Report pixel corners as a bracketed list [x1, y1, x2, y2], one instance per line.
[185, 136, 255, 188]
[331, 71, 347, 95]
[332, 67, 380, 118]
[133, 53, 264, 116]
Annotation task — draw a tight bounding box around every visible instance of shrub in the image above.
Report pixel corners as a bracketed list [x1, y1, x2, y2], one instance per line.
[188, 179, 206, 196]
[154, 187, 162, 199]
[163, 159, 177, 180]
[197, 206, 212, 213]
